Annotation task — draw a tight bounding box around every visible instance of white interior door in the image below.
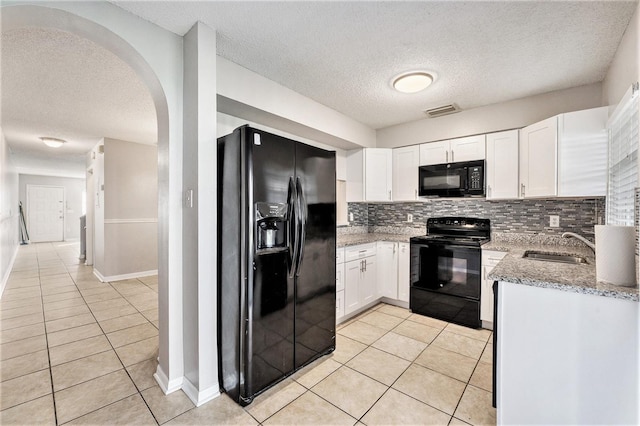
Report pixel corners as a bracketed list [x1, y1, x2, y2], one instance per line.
[28, 185, 65, 242]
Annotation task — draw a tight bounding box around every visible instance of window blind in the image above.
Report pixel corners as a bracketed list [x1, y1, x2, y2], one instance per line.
[607, 83, 639, 225]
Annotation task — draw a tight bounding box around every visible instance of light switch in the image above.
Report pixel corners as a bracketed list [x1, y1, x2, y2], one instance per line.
[407, 213, 413, 223]
[185, 189, 194, 208]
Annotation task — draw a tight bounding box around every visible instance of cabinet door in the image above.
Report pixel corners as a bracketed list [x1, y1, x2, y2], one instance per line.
[376, 242, 398, 299]
[450, 135, 486, 162]
[520, 116, 558, 198]
[336, 290, 345, 320]
[346, 149, 364, 202]
[419, 140, 449, 165]
[365, 149, 393, 201]
[336, 262, 345, 292]
[397, 243, 410, 302]
[480, 266, 493, 323]
[360, 257, 377, 306]
[486, 130, 519, 200]
[558, 107, 608, 197]
[344, 260, 361, 315]
[392, 146, 419, 201]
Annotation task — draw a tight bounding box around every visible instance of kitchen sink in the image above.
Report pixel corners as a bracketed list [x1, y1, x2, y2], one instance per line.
[523, 251, 588, 264]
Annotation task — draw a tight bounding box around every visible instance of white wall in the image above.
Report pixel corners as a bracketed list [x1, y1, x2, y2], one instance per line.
[18, 174, 85, 241]
[218, 112, 347, 180]
[90, 142, 105, 276]
[0, 130, 19, 296]
[181, 22, 219, 406]
[602, 1, 640, 107]
[217, 57, 376, 150]
[96, 138, 158, 280]
[376, 83, 603, 148]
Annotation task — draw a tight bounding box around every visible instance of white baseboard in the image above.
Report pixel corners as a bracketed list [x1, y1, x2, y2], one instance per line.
[380, 297, 410, 309]
[182, 378, 220, 407]
[93, 268, 158, 283]
[154, 365, 183, 395]
[0, 245, 19, 299]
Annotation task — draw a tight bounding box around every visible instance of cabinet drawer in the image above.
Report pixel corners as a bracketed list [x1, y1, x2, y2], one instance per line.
[336, 247, 345, 264]
[345, 243, 376, 262]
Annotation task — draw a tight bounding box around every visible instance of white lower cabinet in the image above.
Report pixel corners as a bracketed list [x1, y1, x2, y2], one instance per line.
[377, 242, 398, 299]
[336, 248, 345, 319]
[481, 249, 507, 328]
[397, 243, 410, 303]
[337, 240, 411, 322]
[359, 257, 377, 306]
[344, 243, 377, 316]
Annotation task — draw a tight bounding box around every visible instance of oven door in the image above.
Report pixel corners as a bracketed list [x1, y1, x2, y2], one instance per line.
[410, 241, 481, 300]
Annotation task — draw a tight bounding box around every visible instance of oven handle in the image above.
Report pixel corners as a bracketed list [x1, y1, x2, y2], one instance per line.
[409, 241, 482, 252]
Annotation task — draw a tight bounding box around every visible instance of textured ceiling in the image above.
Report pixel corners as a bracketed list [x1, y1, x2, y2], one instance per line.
[1, 1, 637, 177]
[0, 26, 156, 176]
[112, 0, 638, 129]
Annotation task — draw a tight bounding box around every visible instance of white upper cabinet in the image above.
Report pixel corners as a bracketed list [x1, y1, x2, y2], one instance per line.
[419, 135, 486, 166]
[419, 140, 449, 165]
[558, 107, 608, 197]
[450, 135, 487, 162]
[486, 130, 519, 200]
[519, 116, 558, 198]
[347, 148, 392, 202]
[392, 146, 419, 201]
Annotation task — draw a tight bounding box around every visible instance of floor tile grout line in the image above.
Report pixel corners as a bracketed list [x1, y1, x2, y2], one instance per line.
[35, 244, 60, 426]
[66, 260, 162, 425]
[334, 309, 491, 423]
[43, 243, 160, 426]
[449, 338, 490, 422]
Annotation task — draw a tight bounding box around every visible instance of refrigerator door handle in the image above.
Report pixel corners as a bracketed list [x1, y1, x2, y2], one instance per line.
[288, 176, 299, 278]
[294, 177, 307, 277]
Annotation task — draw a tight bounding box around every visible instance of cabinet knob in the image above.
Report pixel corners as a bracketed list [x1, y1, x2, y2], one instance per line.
[388, 190, 391, 200]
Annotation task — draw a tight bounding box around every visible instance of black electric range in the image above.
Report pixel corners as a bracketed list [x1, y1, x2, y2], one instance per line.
[409, 217, 490, 328]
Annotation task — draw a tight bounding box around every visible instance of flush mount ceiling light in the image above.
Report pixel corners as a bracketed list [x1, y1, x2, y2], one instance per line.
[392, 71, 434, 94]
[40, 137, 66, 148]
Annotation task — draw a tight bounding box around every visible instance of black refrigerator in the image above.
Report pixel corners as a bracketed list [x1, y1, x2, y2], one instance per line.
[217, 125, 336, 406]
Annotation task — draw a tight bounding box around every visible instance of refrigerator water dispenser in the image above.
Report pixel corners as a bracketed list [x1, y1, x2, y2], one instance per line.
[256, 202, 287, 250]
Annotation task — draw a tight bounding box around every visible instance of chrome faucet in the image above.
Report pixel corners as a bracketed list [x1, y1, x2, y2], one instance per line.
[561, 232, 596, 253]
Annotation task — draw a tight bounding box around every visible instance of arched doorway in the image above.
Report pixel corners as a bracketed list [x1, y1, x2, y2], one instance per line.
[1, 3, 184, 393]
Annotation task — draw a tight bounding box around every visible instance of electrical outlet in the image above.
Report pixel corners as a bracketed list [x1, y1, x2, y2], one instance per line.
[349, 212, 354, 222]
[407, 213, 413, 223]
[549, 215, 560, 227]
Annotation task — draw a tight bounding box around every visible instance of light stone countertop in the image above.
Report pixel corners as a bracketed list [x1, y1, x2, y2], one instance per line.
[484, 241, 639, 302]
[337, 233, 413, 247]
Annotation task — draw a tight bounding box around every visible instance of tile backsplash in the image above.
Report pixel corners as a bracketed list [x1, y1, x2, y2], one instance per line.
[347, 197, 605, 236]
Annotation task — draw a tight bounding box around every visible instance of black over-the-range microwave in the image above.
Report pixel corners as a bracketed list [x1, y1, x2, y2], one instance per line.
[418, 160, 485, 197]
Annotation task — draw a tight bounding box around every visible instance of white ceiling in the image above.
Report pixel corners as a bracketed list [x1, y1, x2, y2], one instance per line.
[1, 26, 156, 178]
[112, 0, 637, 129]
[0, 1, 637, 177]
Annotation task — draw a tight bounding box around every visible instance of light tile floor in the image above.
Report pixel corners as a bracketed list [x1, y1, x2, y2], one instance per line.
[1, 242, 495, 425]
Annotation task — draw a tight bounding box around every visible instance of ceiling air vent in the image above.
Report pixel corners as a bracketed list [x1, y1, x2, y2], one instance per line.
[424, 104, 460, 118]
